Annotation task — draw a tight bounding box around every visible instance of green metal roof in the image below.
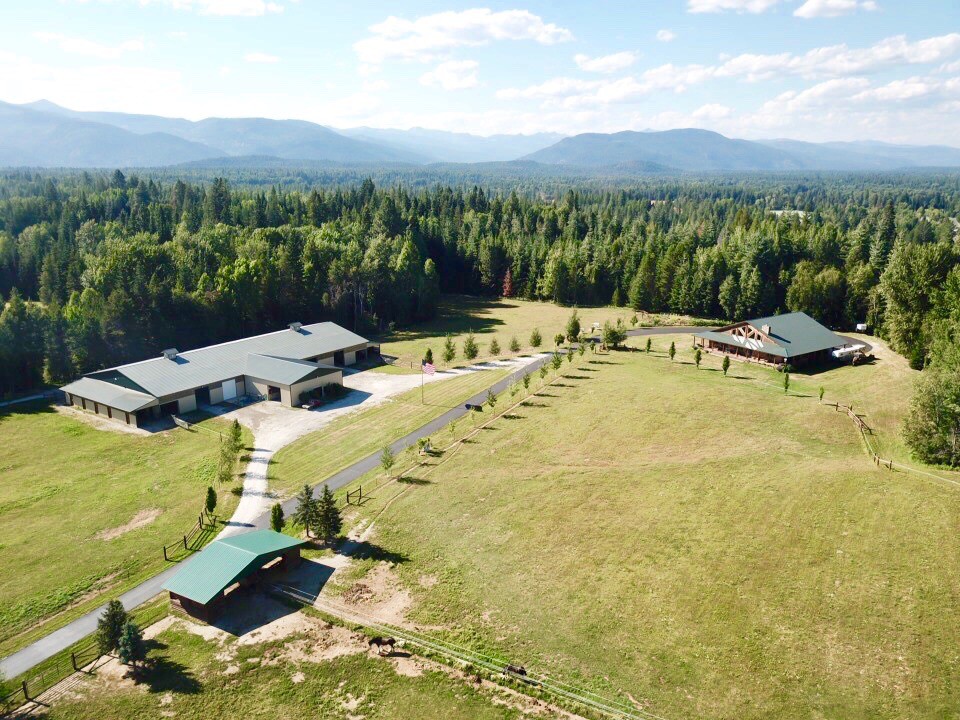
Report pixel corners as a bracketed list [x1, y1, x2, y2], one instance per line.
[695, 311, 844, 359]
[60, 376, 158, 412]
[162, 530, 305, 605]
[244, 353, 340, 386]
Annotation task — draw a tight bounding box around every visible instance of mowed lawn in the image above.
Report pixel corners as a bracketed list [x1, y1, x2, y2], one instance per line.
[40, 623, 526, 720]
[340, 337, 960, 719]
[0, 405, 247, 656]
[377, 294, 711, 369]
[269, 365, 514, 498]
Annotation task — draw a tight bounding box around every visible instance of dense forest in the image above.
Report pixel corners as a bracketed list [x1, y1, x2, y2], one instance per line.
[0, 168, 958, 463]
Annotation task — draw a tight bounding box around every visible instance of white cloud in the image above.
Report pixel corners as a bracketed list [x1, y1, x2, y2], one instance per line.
[244, 52, 279, 63]
[32, 32, 144, 59]
[656, 30, 677, 42]
[715, 33, 960, 80]
[688, 0, 781, 14]
[692, 103, 733, 119]
[354, 8, 572, 67]
[794, 0, 878, 18]
[419, 59, 479, 90]
[145, 0, 283, 16]
[941, 59, 960, 73]
[574, 51, 637, 74]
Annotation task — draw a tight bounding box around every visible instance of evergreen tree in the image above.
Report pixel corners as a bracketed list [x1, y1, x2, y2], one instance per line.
[442, 334, 456, 364]
[489, 337, 500, 356]
[423, 347, 434, 365]
[530, 328, 542, 348]
[317, 485, 342, 544]
[205, 486, 217, 515]
[43, 301, 73, 384]
[292, 484, 320, 537]
[96, 600, 129, 655]
[669, 341, 676, 361]
[117, 621, 146, 669]
[380, 445, 395, 477]
[229, 419, 243, 455]
[270, 502, 285, 532]
[565, 309, 581, 342]
[694, 348, 702, 369]
[509, 336, 521, 353]
[463, 332, 479, 360]
[722, 355, 730, 376]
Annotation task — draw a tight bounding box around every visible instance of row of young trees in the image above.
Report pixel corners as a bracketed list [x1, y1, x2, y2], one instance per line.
[0, 170, 957, 395]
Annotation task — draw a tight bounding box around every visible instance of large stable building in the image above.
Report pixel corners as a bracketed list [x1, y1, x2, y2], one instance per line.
[694, 312, 845, 367]
[61, 322, 375, 427]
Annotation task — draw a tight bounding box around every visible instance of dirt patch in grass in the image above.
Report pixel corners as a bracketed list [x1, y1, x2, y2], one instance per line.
[95, 509, 162, 541]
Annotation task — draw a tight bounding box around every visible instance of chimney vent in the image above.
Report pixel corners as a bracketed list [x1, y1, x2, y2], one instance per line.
[162, 348, 179, 360]
[761, 324, 771, 335]
[289, 322, 303, 332]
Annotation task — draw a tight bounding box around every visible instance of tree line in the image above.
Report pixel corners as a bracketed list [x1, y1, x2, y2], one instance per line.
[0, 170, 957, 407]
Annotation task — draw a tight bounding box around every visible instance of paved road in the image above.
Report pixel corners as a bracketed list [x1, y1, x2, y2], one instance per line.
[0, 326, 704, 679]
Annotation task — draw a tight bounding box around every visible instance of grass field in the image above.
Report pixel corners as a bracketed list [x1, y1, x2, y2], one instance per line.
[332, 336, 960, 719]
[38, 616, 532, 719]
[0, 405, 249, 656]
[377, 294, 712, 369]
[269, 364, 515, 498]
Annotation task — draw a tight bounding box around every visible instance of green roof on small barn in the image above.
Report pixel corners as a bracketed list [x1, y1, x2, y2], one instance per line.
[695, 311, 844, 359]
[162, 529, 305, 605]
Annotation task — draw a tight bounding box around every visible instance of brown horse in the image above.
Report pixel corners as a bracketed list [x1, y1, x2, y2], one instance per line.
[368, 636, 396, 656]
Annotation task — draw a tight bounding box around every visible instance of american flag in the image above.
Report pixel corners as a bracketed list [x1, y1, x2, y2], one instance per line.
[422, 361, 436, 375]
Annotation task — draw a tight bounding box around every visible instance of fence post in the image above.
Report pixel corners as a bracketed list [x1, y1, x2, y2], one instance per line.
[183, 535, 188, 550]
[71, 651, 78, 672]
[163, 544, 168, 561]
[21, 681, 29, 703]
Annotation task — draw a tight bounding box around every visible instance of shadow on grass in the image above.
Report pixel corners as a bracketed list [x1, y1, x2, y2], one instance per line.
[521, 401, 550, 408]
[535, 392, 559, 398]
[587, 360, 621, 365]
[344, 541, 409, 564]
[397, 476, 433, 485]
[138, 641, 201, 695]
[501, 413, 525, 420]
[564, 374, 592, 380]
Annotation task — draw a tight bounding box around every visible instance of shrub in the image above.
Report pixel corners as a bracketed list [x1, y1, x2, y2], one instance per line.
[530, 328, 542, 348]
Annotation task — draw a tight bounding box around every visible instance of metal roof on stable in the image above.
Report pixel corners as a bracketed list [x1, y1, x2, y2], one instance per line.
[245, 354, 340, 386]
[695, 311, 844, 358]
[162, 530, 306, 605]
[60, 376, 159, 412]
[71, 322, 367, 400]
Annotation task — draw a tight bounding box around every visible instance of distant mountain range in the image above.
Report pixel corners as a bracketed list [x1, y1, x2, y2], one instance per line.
[3, 99, 960, 172]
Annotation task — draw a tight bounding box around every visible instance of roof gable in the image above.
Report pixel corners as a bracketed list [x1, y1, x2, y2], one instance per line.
[698, 312, 844, 358]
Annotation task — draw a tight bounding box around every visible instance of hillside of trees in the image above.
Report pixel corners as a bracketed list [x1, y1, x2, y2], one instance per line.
[1, 169, 958, 427]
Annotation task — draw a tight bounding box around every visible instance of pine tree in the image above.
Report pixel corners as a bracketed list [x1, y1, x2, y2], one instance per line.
[293, 485, 320, 537]
[423, 347, 434, 365]
[645, 338, 652, 353]
[463, 332, 479, 360]
[118, 621, 146, 669]
[694, 348, 702, 369]
[380, 445, 395, 477]
[722, 355, 730, 376]
[96, 600, 128, 655]
[205, 486, 217, 515]
[270, 502, 285, 532]
[317, 485, 342, 544]
[669, 341, 676, 361]
[229, 419, 243, 455]
[486, 388, 497, 410]
[442, 334, 456, 364]
[502, 267, 514, 298]
[565, 309, 581, 342]
[509, 336, 521, 352]
[530, 328, 542, 348]
[489, 337, 500, 355]
[43, 301, 73, 384]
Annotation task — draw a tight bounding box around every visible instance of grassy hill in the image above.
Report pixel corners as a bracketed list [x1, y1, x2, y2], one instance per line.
[333, 335, 960, 719]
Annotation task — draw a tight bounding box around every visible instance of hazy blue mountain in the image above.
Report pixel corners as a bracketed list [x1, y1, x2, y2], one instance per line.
[819, 140, 960, 168]
[18, 100, 426, 164]
[523, 129, 805, 171]
[0, 101, 224, 167]
[338, 126, 565, 163]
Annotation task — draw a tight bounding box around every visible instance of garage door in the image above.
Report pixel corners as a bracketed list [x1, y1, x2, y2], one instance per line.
[222, 379, 237, 400]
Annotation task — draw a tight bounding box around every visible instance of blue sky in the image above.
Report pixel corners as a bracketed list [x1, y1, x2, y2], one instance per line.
[2, 0, 959, 143]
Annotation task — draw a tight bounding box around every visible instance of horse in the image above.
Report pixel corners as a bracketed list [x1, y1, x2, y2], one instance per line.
[368, 636, 396, 656]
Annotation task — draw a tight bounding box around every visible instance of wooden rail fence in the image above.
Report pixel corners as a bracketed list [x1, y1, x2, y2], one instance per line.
[162, 511, 217, 561]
